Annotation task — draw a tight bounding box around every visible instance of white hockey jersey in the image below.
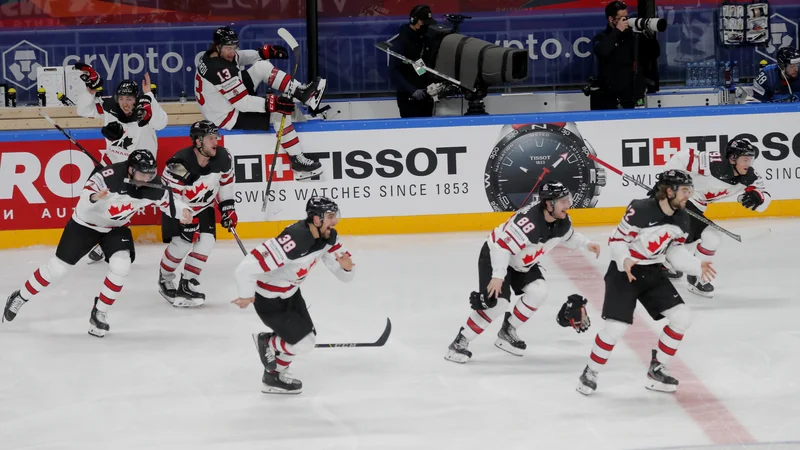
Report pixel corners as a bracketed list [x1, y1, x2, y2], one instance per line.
[76, 89, 168, 165]
[161, 146, 235, 215]
[235, 221, 355, 300]
[664, 148, 771, 213]
[74, 162, 190, 233]
[195, 50, 274, 129]
[487, 203, 591, 279]
[608, 198, 701, 275]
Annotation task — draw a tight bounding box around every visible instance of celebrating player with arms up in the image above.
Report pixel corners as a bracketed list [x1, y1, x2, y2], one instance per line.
[232, 197, 355, 395]
[445, 182, 601, 364]
[663, 139, 770, 297]
[157, 120, 236, 307]
[3, 150, 192, 337]
[576, 170, 716, 395]
[195, 26, 326, 179]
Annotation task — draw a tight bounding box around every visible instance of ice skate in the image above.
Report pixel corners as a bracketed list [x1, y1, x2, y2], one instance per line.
[3, 290, 27, 323]
[494, 312, 526, 356]
[290, 76, 327, 111]
[158, 272, 178, 305]
[686, 275, 714, 298]
[645, 349, 679, 393]
[663, 267, 683, 279]
[173, 277, 205, 308]
[444, 328, 473, 364]
[87, 245, 104, 265]
[290, 154, 323, 181]
[88, 297, 110, 338]
[252, 332, 277, 372]
[261, 370, 302, 394]
[576, 365, 598, 396]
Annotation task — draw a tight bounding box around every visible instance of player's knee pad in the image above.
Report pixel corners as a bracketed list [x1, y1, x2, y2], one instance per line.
[246, 60, 277, 86]
[47, 257, 70, 281]
[108, 250, 131, 278]
[662, 304, 693, 333]
[602, 319, 630, 343]
[521, 279, 548, 309]
[290, 332, 316, 354]
[168, 237, 193, 259]
[697, 226, 722, 254]
[192, 232, 216, 256]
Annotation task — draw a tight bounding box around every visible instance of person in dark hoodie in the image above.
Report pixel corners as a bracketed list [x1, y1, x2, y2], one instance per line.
[389, 4, 438, 118]
[591, 1, 638, 110]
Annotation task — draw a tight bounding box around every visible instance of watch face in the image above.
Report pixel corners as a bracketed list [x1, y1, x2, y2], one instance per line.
[484, 123, 598, 212]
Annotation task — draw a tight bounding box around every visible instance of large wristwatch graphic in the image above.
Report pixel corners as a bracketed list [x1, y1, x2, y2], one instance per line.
[484, 122, 607, 212]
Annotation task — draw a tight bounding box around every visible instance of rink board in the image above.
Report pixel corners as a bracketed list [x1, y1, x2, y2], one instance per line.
[1, 103, 799, 249]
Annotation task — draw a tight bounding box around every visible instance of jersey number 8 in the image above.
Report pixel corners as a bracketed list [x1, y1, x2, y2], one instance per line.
[277, 234, 296, 252]
[516, 216, 535, 233]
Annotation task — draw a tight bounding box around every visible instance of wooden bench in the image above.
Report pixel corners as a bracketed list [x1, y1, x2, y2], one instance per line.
[0, 102, 204, 131]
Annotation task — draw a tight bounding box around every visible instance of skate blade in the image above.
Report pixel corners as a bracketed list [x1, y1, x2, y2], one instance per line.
[86, 258, 104, 265]
[686, 285, 714, 298]
[261, 384, 302, 395]
[293, 168, 323, 181]
[576, 382, 595, 396]
[305, 78, 327, 110]
[444, 351, 470, 364]
[494, 339, 524, 356]
[645, 379, 677, 393]
[88, 326, 106, 338]
[172, 298, 205, 308]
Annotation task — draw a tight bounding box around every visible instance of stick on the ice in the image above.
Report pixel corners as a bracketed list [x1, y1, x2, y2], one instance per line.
[315, 318, 392, 348]
[262, 27, 302, 214]
[40, 112, 103, 167]
[374, 41, 475, 91]
[588, 154, 742, 242]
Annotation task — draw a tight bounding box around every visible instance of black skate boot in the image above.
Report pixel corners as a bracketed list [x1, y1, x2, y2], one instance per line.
[252, 332, 277, 372]
[87, 244, 104, 265]
[262, 370, 303, 394]
[291, 76, 327, 111]
[686, 275, 714, 298]
[88, 297, 110, 338]
[174, 277, 205, 308]
[663, 266, 683, 279]
[645, 349, 679, 393]
[290, 154, 323, 181]
[3, 290, 27, 323]
[444, 327, 473, 364]
[495, 312, 527, 356]
[158, 272, 178, 305]
[576, 365, 599, 396]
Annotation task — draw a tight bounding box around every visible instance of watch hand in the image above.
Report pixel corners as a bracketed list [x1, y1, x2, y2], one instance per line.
[520, 166, 528, 173]
[551, 152, 569, 168]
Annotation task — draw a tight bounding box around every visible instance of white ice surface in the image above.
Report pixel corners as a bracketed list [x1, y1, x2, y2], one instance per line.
[0, 217, 798, 450]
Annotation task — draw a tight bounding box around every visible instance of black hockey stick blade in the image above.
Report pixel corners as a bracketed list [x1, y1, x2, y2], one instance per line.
[123, 178, 168, 190]
[315, 318, 392, 348]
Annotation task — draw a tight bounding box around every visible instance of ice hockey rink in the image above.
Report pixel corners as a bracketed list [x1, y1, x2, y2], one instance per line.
[0, 217, 798, 450]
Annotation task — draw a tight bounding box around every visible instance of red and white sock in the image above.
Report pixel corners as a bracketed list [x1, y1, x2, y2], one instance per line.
[184, 251, 208, 280]
[19, 257, 68, 301]
[160, 239, 191, 279]
[507, 297, 538, 329]
[278, 121, 303, 157]
[656, 325, 684, 365]
[588, 332, 616, 372]
[460, 302, 506, 341]
[269, 334, 296, 373]
[96, 273, 124, 313]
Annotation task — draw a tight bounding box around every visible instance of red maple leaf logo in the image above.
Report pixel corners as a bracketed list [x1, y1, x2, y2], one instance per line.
[647, 233, 671, 254]
[296, 260, 317, 279]
[108, 203, 133, 217]
[522, 248, 545, 265]
[184, 182, 207, 201]
[704, 190, 728, 200]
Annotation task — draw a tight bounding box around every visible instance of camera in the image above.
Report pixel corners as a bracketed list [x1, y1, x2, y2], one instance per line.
[629, 17, 667, 33]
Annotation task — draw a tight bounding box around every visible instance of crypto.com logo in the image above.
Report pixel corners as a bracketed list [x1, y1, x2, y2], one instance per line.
[2, 40, 48, 90]
[756, 13, 799, 62]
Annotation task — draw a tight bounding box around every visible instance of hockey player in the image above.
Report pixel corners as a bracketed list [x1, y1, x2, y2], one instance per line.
[752, 46, 800, 103]
[157, 120, 236, 307]
[75, 64, 168, 263]
[445, 181, 601, 364]
[576, 170, 716, 395]
[195, 26, 326, 180]
[232, 196, 355, 394]
[3, 150, 192, 337]
[662, 138, 770, 297]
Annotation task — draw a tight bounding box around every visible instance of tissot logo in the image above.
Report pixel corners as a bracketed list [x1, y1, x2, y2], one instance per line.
[621, 137, 679, 166]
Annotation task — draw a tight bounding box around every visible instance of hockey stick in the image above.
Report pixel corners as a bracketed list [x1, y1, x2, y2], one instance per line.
[374, 42, 475, 92]
[588, 154, 742, 242]
[123, 178, 177, 218]
[261, 28, 301, 213]
[315, 318, 392, 348]
[40, 112, 103, 167]
[230, 227, 248, 255]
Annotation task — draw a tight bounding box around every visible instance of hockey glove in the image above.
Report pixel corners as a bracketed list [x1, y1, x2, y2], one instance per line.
[74, 62, 102, 90]
[411, 89, 427, 101]
[219, 199, 238, 230]
[469, 291, 497, 311]
[180, 217, 200, 243]
[259, 44, 289, 60]
[267, 94, 295, 116]
[557, 294, 591, 333]
[135, 96, 153, 127]
[101, 122, 124, 142]
[740, 187, 764, 210]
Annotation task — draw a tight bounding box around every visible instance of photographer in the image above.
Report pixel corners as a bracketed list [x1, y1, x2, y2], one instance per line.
[389, 4, 437, 118]
[591, 1, 637, 110]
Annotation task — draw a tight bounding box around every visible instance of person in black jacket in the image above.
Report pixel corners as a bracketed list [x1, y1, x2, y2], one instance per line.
[591, 1, 638, 110]
[389, 4, 437, 118]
